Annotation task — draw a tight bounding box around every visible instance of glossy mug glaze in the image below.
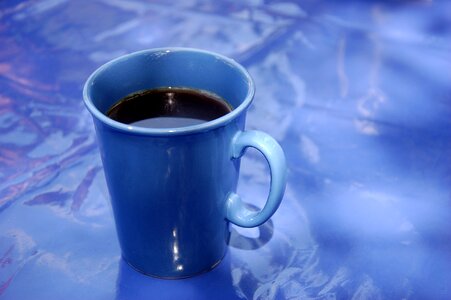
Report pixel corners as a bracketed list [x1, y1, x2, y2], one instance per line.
[83, 48, 287, 278]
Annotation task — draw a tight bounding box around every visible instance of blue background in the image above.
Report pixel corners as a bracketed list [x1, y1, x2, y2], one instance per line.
[1, 0, 450, 299]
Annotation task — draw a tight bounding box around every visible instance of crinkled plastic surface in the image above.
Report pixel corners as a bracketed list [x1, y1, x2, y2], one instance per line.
[1, 0, 450, 299]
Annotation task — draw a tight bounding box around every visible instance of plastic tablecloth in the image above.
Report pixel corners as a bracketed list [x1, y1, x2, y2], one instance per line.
[1, 0, 450, 299]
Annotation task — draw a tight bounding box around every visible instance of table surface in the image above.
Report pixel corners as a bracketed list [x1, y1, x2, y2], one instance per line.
[1, 0, 450, 299]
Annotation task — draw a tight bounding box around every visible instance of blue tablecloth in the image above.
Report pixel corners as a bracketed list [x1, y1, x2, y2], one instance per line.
[1, 0, 450, 299]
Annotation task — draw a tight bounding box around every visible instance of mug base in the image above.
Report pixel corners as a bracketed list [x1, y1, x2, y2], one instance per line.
[121, 254, 225, 280]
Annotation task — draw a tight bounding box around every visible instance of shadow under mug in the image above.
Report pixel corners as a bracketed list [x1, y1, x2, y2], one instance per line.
[83, 48, 287, 279]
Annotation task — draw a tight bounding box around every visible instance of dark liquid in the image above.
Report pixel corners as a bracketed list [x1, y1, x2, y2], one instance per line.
[107, 88, 232, 128]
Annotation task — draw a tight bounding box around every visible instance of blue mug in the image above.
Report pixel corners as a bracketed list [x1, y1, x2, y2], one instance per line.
[83, 48, 287, 278]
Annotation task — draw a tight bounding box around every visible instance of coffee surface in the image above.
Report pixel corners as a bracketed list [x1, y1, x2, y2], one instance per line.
[107, 88, 232, 128]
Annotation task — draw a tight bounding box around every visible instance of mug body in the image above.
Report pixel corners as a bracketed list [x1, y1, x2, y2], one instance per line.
[83, 48, 254, 278]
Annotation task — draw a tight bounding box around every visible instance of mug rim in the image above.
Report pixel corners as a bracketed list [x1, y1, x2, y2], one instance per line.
[83, 47, 255, 136]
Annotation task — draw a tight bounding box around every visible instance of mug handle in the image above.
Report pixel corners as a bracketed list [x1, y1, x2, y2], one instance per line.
[226, 130, 287, 228]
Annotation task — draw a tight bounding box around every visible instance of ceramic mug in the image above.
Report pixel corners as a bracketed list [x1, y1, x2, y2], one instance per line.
[83, 48, 287, 278]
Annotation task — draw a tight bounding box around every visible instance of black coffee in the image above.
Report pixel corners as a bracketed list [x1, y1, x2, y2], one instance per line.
[107, 88, 233, 128]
